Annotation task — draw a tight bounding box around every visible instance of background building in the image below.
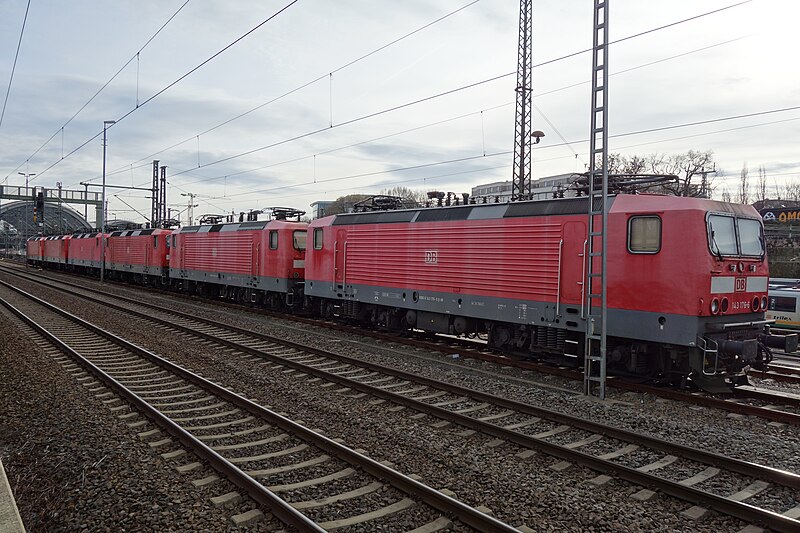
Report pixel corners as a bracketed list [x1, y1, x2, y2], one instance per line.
[310, 200, 335, 219]
[471, 174, 578, 203]
[0, 200, 92, 254]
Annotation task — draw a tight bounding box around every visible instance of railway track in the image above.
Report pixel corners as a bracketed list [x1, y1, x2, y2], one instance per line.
[0, 280, 515, 532]
[3, 268, 800, 531]
[8, 262, 800, 424]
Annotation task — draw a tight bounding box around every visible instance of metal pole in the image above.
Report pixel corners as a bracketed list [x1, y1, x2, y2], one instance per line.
[101, 120, 115, 282]
[18, 172, 35, 243]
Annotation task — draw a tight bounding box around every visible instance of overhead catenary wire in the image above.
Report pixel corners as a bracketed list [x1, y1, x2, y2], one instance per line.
[89, 28, 781, 212]
[79, 0, 750, 187]
[31, 2, 776, 221]
[105, 23, 741, 188]
[166, 33, 750, 191]
[160, 1, 757, 180]
[0, 0, 32, 132]
[211, 104, 800, 200]
[105, 0, 484, 175]
[4, 0, 192, 182]
[111, 109, 800, 216]
[17, 0, 300, 183]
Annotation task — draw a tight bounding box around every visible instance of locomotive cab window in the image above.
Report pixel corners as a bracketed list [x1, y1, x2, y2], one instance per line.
[293, 230, 307, 251]
[269, 230, 278, 250]
[153, 236, 158, 248]
[313, 228, 323, 250]
[628, 216, 661, 253]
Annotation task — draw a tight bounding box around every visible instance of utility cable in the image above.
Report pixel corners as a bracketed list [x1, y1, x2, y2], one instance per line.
[19, 0, 299, 183]
[4, 0, 191, 182]
[169, 33, 748, 191]
[109, 0, 483, 174]
[101, 0, 746, 182]
[162, 1, 755, 179]
[213, 103, 800, 199]
[0, 0, 31, 131]
[68, 0, 757, 204]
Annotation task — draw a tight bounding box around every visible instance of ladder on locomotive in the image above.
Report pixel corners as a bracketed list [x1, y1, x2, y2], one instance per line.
[584, 0, 609, 399]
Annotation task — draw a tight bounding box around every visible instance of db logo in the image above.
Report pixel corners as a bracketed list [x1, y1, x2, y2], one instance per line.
[734, 278, 746, 292]
[424, 250, 438, 264]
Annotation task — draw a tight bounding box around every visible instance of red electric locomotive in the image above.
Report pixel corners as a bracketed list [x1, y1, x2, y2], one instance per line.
[26, 236, 45, 267]
[67, 232, 103, 273]
[41, 234, 71, 267]
[305, 193, 794, 390]
[169, 218, 307, 309]
[105, 228, 172, 283]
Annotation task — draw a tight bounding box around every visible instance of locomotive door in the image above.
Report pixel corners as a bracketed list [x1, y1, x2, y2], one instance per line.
[147, 236, 154, 273]
[252, 242, 258, 279]
[559, 221, 586, 311]
[334, 229, 347, 290]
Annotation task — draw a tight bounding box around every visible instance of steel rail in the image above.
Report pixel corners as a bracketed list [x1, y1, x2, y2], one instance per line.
[0, 288, 324, 532]
[6, 265, 800, 487]
[6, 263, 800, 426]
[0, 279, 519, 533]
[3, 271, 800, 531]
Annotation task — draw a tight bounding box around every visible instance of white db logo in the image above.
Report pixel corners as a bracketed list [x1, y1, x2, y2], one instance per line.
[424, 250, 438, 264]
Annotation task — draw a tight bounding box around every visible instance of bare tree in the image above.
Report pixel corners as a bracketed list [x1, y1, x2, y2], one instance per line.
[755, 165, 768, 203]
[735, 163, 750, 204]
[603, 150, 716, 197]
[784, 179, 800, 202]
[325, 194, 372, 216]
[380, 186, 427, 206]
[721, 188, 732, 203]
[660, 150, 716, 197]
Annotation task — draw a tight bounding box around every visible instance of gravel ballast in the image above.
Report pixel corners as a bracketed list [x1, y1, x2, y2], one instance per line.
[0, 308, 276, 532]
[4, 267, 798, 531]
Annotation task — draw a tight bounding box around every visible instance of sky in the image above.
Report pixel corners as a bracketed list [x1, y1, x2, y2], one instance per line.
[0, 0, 798, 226]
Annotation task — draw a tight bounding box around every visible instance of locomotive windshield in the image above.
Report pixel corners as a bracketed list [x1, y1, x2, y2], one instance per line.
[707, 214, 764, 258]
[738, 218, 764, 255]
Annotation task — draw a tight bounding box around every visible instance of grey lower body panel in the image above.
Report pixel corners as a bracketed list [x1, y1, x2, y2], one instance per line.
[168, 267, 296, 293]
[306, 280, 756, 347]
[67, 259, 101, 268]
[108, 262, 168, 278]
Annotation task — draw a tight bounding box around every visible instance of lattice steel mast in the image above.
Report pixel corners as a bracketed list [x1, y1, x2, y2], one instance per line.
[511, 0, 533, 201]
[584, 0, 610, 399]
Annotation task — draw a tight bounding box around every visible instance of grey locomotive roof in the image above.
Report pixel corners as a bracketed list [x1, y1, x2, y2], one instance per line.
[330, 196, 610, 226]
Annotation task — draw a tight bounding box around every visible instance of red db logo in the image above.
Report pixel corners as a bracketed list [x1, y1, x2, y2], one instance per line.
[734, 278, 746, 292]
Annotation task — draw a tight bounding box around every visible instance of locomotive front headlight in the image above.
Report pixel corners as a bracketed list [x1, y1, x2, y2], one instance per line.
[710, 298, 720, 315]
[721, 297, 729, 313]
[738, 262, 745, 272]
[761, 296, 768, 310]
[752, 296, 760, 311]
